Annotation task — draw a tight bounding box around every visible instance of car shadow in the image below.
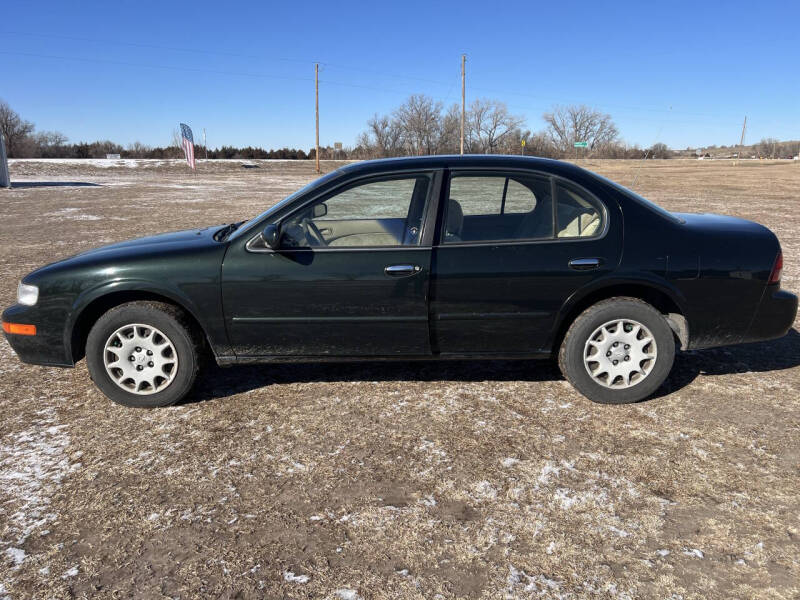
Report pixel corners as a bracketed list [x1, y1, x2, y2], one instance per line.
[9, 182, 102, 188]
[184, 328, 800, 405]
[653, 327, 800, 399]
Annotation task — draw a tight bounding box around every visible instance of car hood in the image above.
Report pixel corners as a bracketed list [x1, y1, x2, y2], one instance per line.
[74, 225, 225, 258]
[25, 225, 227, 281]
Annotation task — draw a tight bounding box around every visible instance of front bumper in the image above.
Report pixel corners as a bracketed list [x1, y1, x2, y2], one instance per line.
[743, 288, 798, 344]
[2, 304, 74, 367]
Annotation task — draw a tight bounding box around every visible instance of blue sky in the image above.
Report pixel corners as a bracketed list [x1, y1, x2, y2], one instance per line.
[3, 0, 799, 150]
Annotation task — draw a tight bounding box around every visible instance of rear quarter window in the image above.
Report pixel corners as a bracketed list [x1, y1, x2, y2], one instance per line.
[555, 181, 605, 238]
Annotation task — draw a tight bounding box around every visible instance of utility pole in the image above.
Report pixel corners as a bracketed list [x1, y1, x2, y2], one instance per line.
[736, 115, 746, 165]
[0, 133, 10, 189]
[315, 63, 320, 174]
[460, 54, 466, 155]
[203, 128, 208, 160]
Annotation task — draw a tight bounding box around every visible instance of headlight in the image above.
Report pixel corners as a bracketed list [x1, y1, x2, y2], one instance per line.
[17, 282, 39, 306]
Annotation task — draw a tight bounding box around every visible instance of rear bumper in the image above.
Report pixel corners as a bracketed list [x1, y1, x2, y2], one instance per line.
[743, 288, 798, 344]
[2, 304, 74, 367]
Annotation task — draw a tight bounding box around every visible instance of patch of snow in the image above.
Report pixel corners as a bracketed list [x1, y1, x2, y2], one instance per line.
[396, 568, 410, 577]
[656, 549, 670, 557]
[474, 480, 498, 500]
[283, 570, 310, 584]
[501, 457, 520, 468]
[0, 407, 73, 547]
[336, 590, 361, 600]
[43, 207, 101, 221]
[5, 547, 26, 567]
[420, 495, 436, 507]
[506, 565, 561, 596]
[416, 439, 448, 462]
[683, 548, 704, 559]
[10, 158, 175, 168]
[535, 460, 575, 488]
[608, 525, 630, 538]
[62, 566, 79, 578]
[554, 488, 579, 509]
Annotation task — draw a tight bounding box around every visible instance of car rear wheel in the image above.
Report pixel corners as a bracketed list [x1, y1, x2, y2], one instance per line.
[558, 297, 675, 404]
[86, 301, 201, 407]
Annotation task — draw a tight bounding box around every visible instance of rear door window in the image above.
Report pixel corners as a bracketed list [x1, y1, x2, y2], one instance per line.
[443, 173, 552, 243]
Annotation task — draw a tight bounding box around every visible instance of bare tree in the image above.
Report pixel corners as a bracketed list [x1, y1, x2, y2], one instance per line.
[28, 131, 68, 158]
[437, 104, 461, 154]
[466, 99, 525, 153]
[360, 114, 403, 157]
[0, 100, 35, 157]
[757, 137, 779, 159]
[522, 131, 558, 158]
[126, 141, 152, 159]
[542, 105, 619, 155]
[170, 127, 182, 150]
[394, 94, 443, 156]
[649, 142, 670, 159]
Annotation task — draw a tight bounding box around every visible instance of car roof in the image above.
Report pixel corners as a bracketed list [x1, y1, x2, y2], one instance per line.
[339, 154, 587, 177]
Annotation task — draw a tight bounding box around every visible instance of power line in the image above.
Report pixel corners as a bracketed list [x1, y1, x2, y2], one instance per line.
[2, 44, 740, 121]
[0, 30, 320, 65]
[0, 50, 314, 83]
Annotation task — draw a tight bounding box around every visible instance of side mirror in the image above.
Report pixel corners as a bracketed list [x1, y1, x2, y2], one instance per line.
[261, 223, 281, 249]
[312, 203, 328, 218]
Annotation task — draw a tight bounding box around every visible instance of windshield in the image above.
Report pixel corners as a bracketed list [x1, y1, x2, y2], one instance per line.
[592, 173, 684, 224]
[227, 169, 344, 240]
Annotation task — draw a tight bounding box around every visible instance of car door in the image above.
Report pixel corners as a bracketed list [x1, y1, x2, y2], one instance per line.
[221, 170, 441, 358]
[430, 169, 622, 355]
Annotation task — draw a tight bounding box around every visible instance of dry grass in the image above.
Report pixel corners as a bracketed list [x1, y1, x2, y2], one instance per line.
[0, 158, 798, 599]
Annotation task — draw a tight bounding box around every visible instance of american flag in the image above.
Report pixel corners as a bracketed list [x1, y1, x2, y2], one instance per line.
[179, 123, 195, 170]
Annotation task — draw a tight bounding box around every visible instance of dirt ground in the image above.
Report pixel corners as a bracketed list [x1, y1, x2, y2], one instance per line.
[0, 158, 798, 599]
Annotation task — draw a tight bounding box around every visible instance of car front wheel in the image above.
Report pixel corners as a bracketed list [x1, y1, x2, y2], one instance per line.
[86, 301, 201, 407]
[558, 297, 676, 404]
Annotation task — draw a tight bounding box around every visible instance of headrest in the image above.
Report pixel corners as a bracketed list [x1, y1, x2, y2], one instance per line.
[447, 199, 464, 234]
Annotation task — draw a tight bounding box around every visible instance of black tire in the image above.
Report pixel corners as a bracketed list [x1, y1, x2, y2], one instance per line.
[86, 301, 201, 408]
[558, 297, 675, 404]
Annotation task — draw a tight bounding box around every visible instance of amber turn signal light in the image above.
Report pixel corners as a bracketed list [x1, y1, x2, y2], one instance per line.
[2, 322, 37, 336]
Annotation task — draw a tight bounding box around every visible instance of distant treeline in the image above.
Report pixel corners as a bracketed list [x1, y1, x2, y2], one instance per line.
[2, 97, 798, 161]
[17, 139, 313, 161]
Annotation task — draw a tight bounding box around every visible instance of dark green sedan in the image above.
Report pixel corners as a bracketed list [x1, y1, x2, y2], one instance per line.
[3, 156, 796, 407]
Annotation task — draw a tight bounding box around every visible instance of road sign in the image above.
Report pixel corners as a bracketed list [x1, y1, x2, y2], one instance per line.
[334, 142, 343, 150]
[574, 141, 588, 148]
[521, 139, 526, 147]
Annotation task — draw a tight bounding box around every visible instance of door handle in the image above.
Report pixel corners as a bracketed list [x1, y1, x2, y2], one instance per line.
[569, 258, 602, 270]
[384, 264, 422, 277]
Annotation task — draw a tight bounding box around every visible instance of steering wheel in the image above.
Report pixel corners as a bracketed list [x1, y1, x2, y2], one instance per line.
[301, 218, 328, 247]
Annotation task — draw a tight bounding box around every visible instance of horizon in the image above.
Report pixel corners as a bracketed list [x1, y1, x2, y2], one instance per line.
[4, 0, 799, 150]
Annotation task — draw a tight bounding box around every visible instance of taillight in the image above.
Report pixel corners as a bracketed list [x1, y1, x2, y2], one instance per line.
[768, 251, 783, 285]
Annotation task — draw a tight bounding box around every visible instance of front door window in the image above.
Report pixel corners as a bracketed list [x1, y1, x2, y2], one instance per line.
[281, 176, 431, 248]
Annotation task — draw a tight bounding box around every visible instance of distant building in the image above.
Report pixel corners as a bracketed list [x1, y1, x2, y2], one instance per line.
[106, 154, 121, 160]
